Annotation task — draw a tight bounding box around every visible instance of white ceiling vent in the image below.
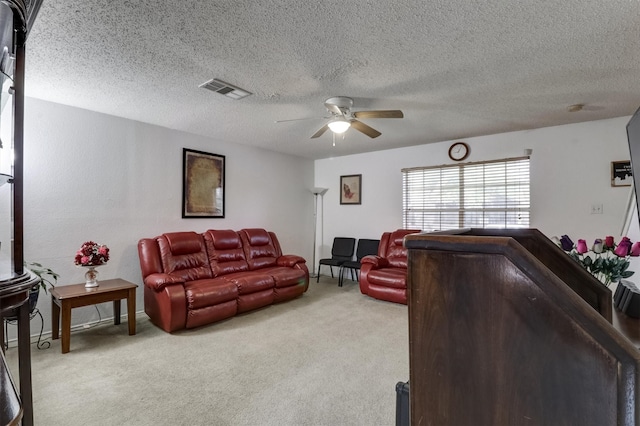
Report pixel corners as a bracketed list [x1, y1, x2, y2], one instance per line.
[199, 79, 252, 100]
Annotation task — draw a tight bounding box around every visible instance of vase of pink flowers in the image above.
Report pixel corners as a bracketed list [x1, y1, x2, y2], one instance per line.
[553, 235, 638, 287]
[75, 241, 109, 288]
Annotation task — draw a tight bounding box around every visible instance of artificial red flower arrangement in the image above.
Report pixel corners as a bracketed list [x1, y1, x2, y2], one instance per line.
[553, 235, 638, 287]
[74, 241, 110, 266]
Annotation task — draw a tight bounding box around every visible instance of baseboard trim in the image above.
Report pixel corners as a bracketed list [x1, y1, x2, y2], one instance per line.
[3, 310, 146, 349]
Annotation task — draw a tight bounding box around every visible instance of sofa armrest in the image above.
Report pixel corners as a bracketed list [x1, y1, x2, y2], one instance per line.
[144, 273, 185, 291]
[361, 255, 389, 268]
[277, 254, 306, 268]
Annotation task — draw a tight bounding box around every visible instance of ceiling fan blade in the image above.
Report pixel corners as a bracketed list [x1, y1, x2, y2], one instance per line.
[351, 120, 381, 138]
[325, 104, 343, 115]
[274, 116, 326, 123]
[353, 110, 404, 119]
[311, 124, 330, 139]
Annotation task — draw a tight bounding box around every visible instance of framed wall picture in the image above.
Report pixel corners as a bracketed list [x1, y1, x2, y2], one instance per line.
[611, 160, 632, 187]
[340, 174, 362, 205]
[182, 148, 225, 218]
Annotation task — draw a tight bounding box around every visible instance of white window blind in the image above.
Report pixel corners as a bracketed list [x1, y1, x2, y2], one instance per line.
[402, 156, 530, 231]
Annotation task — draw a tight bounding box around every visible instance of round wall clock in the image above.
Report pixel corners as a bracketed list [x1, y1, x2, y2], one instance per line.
[448, 142, 469, 161]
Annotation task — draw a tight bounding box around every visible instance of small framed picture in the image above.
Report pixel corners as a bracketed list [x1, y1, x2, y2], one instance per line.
[340, 174, 361, 205]
[182, 148, 225, 218]
[611, 160, 632, 187]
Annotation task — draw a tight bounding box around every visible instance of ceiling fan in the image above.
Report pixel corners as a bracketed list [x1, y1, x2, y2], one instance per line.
[277, 97, 403, 139]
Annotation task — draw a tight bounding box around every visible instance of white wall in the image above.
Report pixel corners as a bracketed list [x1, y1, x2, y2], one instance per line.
[4, 97, 314, 336]
[314, 117, 634, 258]
[3, 102, 637, 338]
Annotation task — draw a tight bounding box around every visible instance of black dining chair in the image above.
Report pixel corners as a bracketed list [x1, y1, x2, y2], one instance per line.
[338, 239, 380, 287]
[317, 237, 356, 283]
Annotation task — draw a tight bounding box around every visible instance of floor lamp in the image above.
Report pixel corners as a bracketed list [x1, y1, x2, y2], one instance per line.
[311, 187, 328, 278]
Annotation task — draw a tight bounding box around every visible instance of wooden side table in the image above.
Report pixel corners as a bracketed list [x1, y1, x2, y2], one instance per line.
[50, 278, 137, 354]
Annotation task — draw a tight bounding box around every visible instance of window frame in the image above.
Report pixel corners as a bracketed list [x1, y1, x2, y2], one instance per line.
[402, 156, 531, 231]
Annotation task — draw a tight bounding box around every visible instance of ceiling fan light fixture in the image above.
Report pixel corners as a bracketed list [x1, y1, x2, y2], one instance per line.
[328, 117, 351, 134]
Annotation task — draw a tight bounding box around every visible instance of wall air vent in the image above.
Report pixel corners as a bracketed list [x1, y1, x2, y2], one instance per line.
[199, 78, 252, 100]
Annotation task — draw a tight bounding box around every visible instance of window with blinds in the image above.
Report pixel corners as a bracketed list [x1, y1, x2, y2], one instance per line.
[402, 156, 530, 231]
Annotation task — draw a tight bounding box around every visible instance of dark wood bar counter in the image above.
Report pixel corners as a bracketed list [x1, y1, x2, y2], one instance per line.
[405, 229, 640, 426]
[613, 307, 640, 349]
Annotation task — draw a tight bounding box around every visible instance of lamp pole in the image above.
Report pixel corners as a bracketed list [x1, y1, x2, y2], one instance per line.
[311, 187, 328, 278]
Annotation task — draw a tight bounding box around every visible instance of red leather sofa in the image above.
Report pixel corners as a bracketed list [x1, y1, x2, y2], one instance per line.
[138, 228, 309, 332]
[359, 229, 420, 304]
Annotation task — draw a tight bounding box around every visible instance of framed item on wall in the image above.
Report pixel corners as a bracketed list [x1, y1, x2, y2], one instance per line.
[340, 174, 361, 205]
[611, 160, 632, 187]
[182, 148, 225, 218]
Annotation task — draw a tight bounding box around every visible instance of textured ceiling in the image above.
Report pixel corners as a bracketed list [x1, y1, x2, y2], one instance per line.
[23, 1, 640, 159]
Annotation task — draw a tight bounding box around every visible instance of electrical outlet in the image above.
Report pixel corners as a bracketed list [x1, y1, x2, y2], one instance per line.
[591, 204, 604, 214]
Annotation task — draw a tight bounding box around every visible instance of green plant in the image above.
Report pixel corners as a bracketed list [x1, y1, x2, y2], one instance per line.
[26, 261, 59, 293]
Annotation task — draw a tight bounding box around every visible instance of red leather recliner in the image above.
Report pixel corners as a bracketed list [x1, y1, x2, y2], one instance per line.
[138, 228, 309, 333]
[359, 229, 420, 304]
[204, 229, 275, 314]
[239, 228, 309, 303]
[140, 231, 238, 332]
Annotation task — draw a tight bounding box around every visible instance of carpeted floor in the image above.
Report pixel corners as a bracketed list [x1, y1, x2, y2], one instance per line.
[5, 276, 409, 425]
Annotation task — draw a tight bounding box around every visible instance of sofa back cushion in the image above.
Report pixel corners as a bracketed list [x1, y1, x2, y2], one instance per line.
[157, 231, 212, 281]
[203, 229, 250, 276]
[239, 228, 279, 270]
[138, 238, 164, 279]
[385, 229, 421, 269]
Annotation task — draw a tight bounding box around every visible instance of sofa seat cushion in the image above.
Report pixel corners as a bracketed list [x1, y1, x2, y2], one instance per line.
[186, 301, 237, 329]
[274, 283, 306, 303]
[224, 271, 275, 295]
[261, 267, 307, 288]
[367, 268, 407, 289]
[184, 278, 238, 310]
[237, 289, 274, 313]
[367, 285, 407, 305]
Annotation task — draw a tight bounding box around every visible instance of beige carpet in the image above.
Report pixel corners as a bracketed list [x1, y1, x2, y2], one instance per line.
[6, 276, 409, 425]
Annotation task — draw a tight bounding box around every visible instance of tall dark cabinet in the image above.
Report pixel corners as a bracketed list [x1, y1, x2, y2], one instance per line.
[0, 1, 43, 425]
[405, 229, 640, 426]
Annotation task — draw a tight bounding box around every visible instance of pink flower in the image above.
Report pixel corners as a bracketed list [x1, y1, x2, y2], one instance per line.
[614, 237, 632, 257]
[576, 239, 588, 254]
[560, 234, 636, 285]
[74, 241, 110, 266]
